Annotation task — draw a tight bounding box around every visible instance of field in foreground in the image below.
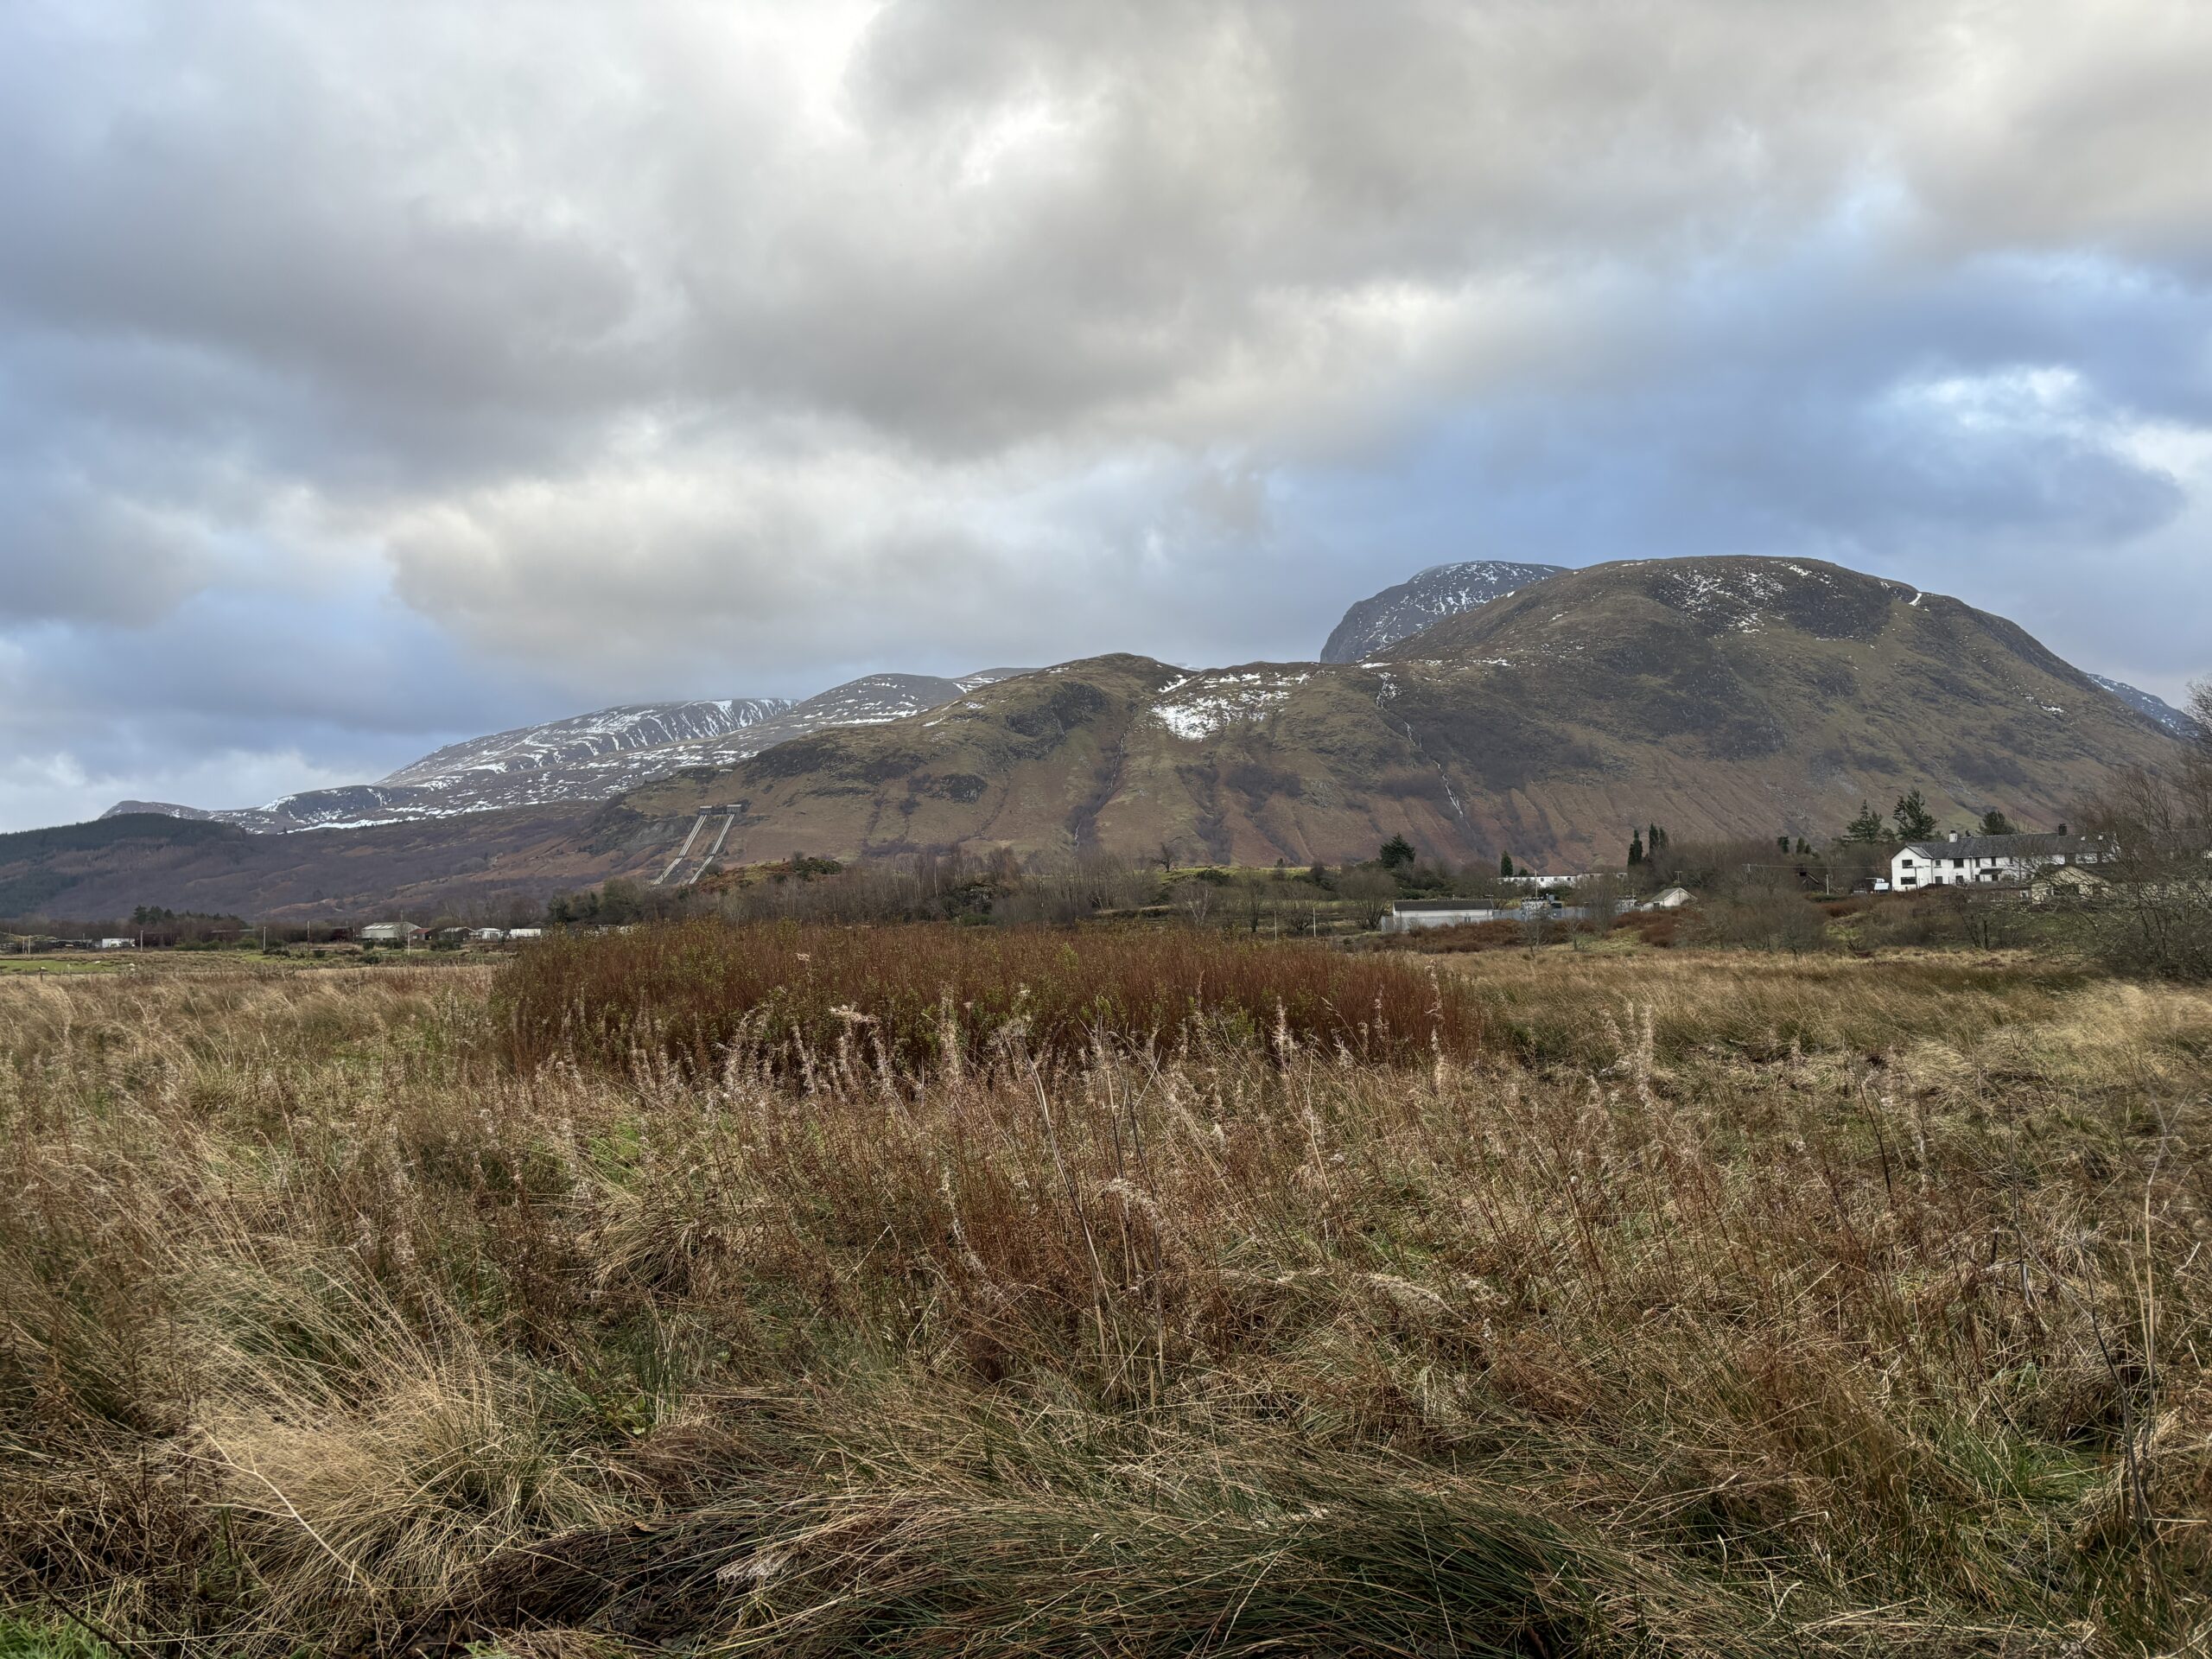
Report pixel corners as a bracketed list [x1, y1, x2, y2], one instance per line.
[0, 937, 2207, 1656]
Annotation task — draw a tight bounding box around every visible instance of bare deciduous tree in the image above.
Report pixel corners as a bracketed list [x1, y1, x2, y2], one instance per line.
[1337, 868, 1401, 931]
[2076, 702, 2212, 979]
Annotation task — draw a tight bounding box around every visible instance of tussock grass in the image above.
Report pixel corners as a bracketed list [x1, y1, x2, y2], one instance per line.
[0, 951, 2207, 1654]
[496, 921, 1484, 1075]
[1440, 949, 2098, 1067]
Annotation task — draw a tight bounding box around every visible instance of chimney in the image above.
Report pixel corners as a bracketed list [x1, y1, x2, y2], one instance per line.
[1948, 830, 1961, 842]
[2056, 823, 2068, 837]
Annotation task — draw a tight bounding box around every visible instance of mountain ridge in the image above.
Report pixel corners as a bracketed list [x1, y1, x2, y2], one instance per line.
[2087, 674, 2201, 739]
[102, 671, 1030, 834]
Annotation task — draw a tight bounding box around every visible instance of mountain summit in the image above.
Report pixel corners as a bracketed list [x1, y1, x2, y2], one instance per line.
[1319, 560, 1567, 662]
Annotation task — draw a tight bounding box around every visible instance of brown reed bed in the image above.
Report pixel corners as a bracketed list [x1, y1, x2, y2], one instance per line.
[494, 920, 1485, 1076]
[0, 950, 2206, 1656]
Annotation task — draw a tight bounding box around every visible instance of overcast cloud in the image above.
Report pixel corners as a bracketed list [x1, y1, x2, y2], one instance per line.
[2, 0, 2209, 829]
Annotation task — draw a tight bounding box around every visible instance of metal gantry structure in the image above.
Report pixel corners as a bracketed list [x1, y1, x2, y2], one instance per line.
[651, 806, 741, 887]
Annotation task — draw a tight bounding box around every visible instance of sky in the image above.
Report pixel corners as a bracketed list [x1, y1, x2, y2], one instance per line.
[2, 0, 2209, 830]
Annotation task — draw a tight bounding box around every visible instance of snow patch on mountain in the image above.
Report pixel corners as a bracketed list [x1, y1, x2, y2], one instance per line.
[1151, 670, 1312, 741]
[1656, 564, 1805, 632]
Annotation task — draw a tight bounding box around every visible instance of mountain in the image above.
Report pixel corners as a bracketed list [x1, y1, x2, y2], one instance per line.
[101, 672, 1028, 834]
[1319, 561, 1567, 663]
[2086, 674, 2202, 739]
[31, 556, 2190, 914]
[613, 557, 2184, 873]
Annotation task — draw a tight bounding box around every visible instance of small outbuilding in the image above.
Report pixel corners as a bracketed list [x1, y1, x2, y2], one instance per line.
[2030, 864, 2110, 905]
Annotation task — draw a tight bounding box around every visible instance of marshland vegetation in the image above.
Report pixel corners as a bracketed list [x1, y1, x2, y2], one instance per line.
[0, 933, 2205, 1655]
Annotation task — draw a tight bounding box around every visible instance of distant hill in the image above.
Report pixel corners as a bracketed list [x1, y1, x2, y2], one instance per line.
[8, 807, 626, 923]
[1319, 561, 1567, 662]
[103, 672, 1027, 833]
[2087, 674, 2201, 739]
[615, 556, 2183, 872]
[0, 813, 251, 917]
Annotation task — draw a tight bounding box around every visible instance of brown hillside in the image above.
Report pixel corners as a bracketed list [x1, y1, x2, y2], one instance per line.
[618, 557, 2182, 871]
[0, 808, 627, 923]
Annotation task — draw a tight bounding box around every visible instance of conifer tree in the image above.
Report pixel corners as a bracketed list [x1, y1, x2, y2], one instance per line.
[1893, 790, 1938, 842]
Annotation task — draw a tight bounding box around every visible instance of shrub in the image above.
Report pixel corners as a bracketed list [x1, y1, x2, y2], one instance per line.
[1691, 882, 1830, 952]
[494, 921, 1484, 1076]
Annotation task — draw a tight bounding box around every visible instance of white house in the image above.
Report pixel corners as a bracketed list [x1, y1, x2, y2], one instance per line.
[359, 922, 427, 945]
[1890, 831, 2107, 891]
[98, 938, 137, 950]
[505, 927, 545, 940]
[469, 927, 507, 942]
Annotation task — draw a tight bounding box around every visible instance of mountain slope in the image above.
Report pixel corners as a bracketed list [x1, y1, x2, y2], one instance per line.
[1319, 561, 1567, 663]
[7, 809, 632, 922]
[619, 557, 2183, 871]
[616, 655, 1440, 868]
[2087, 674, 2201, 739]
[102, 672, 1030, 833]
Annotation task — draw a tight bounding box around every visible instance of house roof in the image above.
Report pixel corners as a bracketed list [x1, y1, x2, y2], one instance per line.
[1897, 834, 2102, 860]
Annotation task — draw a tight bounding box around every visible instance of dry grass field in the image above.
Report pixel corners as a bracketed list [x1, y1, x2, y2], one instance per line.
[0, 934, 2206, 1656]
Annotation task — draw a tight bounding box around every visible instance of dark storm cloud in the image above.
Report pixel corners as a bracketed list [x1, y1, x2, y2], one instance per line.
[0, 0, 2209, 829]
